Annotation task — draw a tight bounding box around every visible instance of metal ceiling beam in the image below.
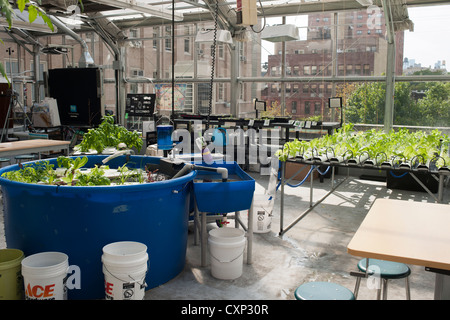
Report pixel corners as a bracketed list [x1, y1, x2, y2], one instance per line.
[68, 0, 450, 31]
[87, 0, 184, 20]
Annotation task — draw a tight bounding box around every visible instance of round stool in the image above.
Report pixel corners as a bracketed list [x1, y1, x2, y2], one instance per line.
[354, 258, 411, 300]
[0, 158, 11, 167]
[295, 281, 355, 300]
[15, 154, 35, 164]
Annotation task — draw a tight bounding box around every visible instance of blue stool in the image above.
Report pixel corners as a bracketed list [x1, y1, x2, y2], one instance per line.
[354, 258, 411, 300]
[295, 281, 355, 300]
[15, 154, 35, 164]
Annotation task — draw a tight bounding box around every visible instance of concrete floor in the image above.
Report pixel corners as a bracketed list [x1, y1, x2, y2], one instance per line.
[147, 169, 448, 301]
[1, 168, 448, 301]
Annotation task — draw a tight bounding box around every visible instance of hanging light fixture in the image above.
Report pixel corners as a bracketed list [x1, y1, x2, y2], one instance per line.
[261, 24, 299, 42]
[195, 28, 233, 44]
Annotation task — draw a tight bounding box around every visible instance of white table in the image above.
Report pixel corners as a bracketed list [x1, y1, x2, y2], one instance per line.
[348, 198, 450, 299]
[0, 139, 70, 159]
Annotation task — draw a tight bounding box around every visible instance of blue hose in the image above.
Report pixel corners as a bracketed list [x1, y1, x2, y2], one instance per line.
[277, 165, 315, 189]
[389, 170, 408, 178]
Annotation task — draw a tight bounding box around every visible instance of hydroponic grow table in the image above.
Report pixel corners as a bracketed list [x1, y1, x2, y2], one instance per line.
[278, 157, 449, 236]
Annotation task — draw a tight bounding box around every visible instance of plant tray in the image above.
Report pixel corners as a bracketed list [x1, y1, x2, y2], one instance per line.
[193, 162, 255, 214]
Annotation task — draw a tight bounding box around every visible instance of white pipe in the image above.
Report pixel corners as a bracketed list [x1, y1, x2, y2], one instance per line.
[215, 167, 228, 181]
[102, 149, 134, 164]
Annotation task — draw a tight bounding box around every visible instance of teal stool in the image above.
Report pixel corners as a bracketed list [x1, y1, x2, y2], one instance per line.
[354, 258, 411, 300]
[295, 282, 355, 300]
[0, 158, 11, 167]
[15, 154, 35, 164]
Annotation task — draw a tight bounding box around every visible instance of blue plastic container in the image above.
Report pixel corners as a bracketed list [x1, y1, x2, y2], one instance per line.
[0, 155, 196, 300]
[157, 125, 173, 150]
[193, 162, 255, 214]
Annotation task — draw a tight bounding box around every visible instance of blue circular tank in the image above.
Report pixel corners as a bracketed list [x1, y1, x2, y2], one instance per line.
[0, 155, 196, 300]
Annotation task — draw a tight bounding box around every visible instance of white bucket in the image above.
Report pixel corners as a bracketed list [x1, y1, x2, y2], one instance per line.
[21, 252, 69, 300]
[251, 194, 273, 234]
[102, 241, 148, 300]
[208, 228, 246, 280]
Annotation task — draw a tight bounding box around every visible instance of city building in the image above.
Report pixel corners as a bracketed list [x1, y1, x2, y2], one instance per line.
[261, 11, 404, 120]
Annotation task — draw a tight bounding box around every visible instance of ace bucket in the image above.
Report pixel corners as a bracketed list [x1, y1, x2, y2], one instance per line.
[21, 252, 69, 300]
[102, 241, 148, 300]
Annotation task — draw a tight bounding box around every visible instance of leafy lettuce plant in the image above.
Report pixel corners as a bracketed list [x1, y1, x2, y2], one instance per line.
[75, 165, 111, 186]
[0, 156, 148, 186]
[275, 123, 450, 169]
[56, 156, 88, 185]
[1, 160, 55, 184]
[77, 116, 143, 154]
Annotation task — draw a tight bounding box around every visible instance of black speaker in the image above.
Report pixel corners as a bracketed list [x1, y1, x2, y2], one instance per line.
[48, 68, 102, 126]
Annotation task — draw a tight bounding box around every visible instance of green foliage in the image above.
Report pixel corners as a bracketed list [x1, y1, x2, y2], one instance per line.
[15, 0, 54, 31]
[415, 82, 450, 127]
[1, 160, 55, 184]
[56, 156, 88, 185]
[77, 116, 143, 154]
[75, 165, 111, 186]
[0, 0, 15, 29]
[113, 164, 144, 185]
[0, 0, 54, 83]
[276, 124, 450, 169]
[1, 156, 148, 186]
[344, 81, 450, 127]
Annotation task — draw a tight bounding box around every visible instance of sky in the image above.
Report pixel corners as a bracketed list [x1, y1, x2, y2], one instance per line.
[404, 4, 450, 68]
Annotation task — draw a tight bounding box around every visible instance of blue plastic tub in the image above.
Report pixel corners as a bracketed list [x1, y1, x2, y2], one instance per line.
[193, 162, 255, 214]
[0, 155, 196, 300]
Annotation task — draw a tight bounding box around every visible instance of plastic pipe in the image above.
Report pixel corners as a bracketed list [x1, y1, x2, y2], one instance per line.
[171, 164, 228, 182]
[102, 149, 135, 164]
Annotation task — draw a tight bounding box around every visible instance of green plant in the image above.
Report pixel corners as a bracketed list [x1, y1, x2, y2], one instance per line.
[276, 124, 450, 169]
[75, 165, 111, 186]
[1, 160, 55, 184]
[0, 156, 153, 186]
[77, 116, 143, 154]
[56, 156, 88, 185]
[114, 164, 144, 185]
[0, 0, 55, 83]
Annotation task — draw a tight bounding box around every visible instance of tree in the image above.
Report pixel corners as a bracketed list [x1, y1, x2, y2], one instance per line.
[416, 82, 450, 127]
[261, 100, 290, 118]
[344, 81, 420, 126]
[392, 82, 421, 126]
[344, 80, 450, 127]
[344, 82, 386, 124]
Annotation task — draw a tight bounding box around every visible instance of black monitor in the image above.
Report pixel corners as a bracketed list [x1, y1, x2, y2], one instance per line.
[47, 68, 103, 127]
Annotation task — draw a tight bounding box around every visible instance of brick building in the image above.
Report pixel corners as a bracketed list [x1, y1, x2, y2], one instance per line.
[261, 10, 404, 121]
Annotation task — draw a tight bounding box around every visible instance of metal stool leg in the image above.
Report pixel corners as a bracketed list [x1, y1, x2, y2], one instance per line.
[382, 279, 388, 300]
[354, 277, 361, 299]
[405, 276, 411, 300]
